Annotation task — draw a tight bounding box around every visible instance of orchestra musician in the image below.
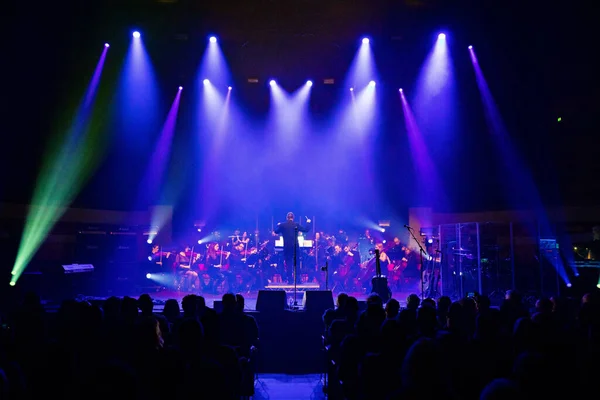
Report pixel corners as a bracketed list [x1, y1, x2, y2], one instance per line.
[204, 243, 228, 294]
[232, 229, 251, 247]
[228, 242, 252, 292]
[375, 242, 391, 268]
[329, 245, 345, 288]
[174, 245, 200, 291]
[149, 244, 171, 266]
[400, 245, 420, 284]
[274, 212, 312, 282]
[344, 244, 362, 291]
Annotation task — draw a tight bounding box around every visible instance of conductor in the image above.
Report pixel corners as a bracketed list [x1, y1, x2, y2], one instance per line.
[274, 212, 312, 281]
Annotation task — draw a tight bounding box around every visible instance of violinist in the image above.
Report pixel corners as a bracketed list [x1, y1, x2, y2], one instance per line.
[204, 243, 228, 294]
[174, 245, 200, 291]
[149, 244, 171, 267]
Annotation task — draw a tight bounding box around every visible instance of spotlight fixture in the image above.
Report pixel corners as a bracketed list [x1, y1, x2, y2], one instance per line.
[209, 36, 217, 43]
[104, 43, 110, 48]
[368, 80, 376, 87]
[399, 88, 403, 92]
[306, 80, 313, 87]
[178, 86, 183, 90]
[438, 33, 446, 40]
[362, 37, 370, 44]
[350, 87, 354, 91]
[468, 45, 473, 49]
[269, 80, 276, 86]
[228, 86, 232, 90]
[203, 79, 209, 85]
[133, 31, 140, 38]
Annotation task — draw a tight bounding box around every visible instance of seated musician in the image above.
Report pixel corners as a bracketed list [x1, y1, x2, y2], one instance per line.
[231, 229, 250, 247]
[149, 244, 171, 266]
[329, 245, 345, 288]
[174, 245, 200, 291]
[357, 243, 389, 290]
[389, 237, 404, 257]
[203, 243, 228, 294]
[245, 239, 268, 290]
[227, 243, 252, 292]
[340, 244, 361, 291]
[401, 246, 420, 281]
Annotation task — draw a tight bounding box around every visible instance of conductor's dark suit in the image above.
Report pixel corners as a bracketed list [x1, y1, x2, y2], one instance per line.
[274, 220, 312, 279]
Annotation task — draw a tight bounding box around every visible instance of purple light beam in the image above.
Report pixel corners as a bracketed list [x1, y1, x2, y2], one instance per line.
[400, 90, 446, 209]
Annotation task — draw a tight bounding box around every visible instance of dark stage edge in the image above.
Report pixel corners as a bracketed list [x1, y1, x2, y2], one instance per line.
[41, 289, 413, 311]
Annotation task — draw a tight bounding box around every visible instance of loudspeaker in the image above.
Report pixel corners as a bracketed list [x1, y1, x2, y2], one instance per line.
[302, 290, 334, 313]
[256, 290, 287, 313]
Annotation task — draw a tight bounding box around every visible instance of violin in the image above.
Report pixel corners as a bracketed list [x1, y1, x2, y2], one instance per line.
[216, 250, 231, 258]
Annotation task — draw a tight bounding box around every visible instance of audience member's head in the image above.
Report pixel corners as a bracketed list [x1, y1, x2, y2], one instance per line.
[535, 298, 553, 315]
[121, 297, 139, 321]
[401, 338, 448, 395]
[345, 296, 359, 320]
[446, 302, 463, 330]
[406, 294, 420, 310]
[222, 293, 237, 313]
[421, 298, 436, 309]
[162, 299, 180, 321]
[480, 378, 522, 400]
[366, 293, 383, 308]
[137, 294, 154, 315]
[182, 295, 198, 317]
[437, 296, 452, 314]
[385, 298, 400, 319]
[336, 293, 349, 309]
[505, 290, 522, 303]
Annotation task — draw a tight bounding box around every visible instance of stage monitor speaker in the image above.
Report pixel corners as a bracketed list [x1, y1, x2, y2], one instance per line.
[256, 290, 287, 313]
[302, 290, 334, 314]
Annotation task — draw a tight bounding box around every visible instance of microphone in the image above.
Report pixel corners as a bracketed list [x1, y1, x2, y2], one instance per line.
[404, 224, 411, 229]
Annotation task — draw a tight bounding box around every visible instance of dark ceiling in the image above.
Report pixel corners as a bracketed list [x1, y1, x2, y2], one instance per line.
[0, 0, 598, 210]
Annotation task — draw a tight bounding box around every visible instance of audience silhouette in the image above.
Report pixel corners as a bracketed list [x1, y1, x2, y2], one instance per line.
[0, 289, 598, 399]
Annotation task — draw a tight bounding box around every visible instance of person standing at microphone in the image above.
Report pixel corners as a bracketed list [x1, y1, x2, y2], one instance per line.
[274, 212, 312, 282]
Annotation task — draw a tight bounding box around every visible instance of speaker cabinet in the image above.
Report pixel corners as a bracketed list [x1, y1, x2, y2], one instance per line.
[302, 290, 334, 313]
[256, 290, 287, 313]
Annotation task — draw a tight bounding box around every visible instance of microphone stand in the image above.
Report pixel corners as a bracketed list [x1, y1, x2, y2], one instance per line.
[406, 225, 427, 300]
[324, 261, 329, 291]
[293, 226, 299, 307]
